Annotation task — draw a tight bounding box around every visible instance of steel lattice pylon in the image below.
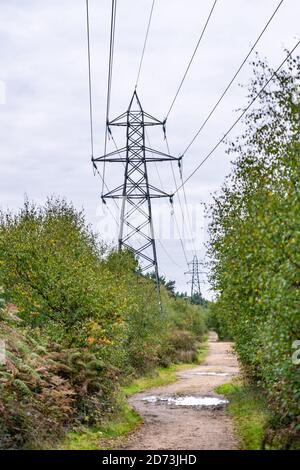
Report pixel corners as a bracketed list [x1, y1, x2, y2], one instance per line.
[185, 255, 205, 299]
[93, 91, 180, 296]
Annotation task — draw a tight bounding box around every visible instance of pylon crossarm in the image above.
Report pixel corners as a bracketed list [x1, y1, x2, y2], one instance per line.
[102, 184, 124, 198]
[93, 147, 127, 162]
[109, 112, 128, 125]
[143, 112, 164, 125]
[143, 147, 179, 161]
[147, 184, 172, 198]
[106, 190, 171, 199]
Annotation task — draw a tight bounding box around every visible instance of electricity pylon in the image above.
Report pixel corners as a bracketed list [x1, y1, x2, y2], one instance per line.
[92, 91, 180, 301]
[185, 255, 206, 299]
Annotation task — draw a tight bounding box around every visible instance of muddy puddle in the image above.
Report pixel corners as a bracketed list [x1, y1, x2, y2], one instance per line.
[142, 395, 229, 409]
[193, 372, 230, 377]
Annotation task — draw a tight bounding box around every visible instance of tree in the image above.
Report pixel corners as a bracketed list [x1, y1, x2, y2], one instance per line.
[208, 52, 300, 442]
[191, 292, 207, 306]
[145, 272, 176, 297]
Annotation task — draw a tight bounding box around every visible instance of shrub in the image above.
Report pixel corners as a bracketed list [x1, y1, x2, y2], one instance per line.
[208, 53, 300, 445]
[164, 329, 199, 364]
[206, 302, 232, 340]
[0, 307, 120, 449]
[0, 197, 208, 448]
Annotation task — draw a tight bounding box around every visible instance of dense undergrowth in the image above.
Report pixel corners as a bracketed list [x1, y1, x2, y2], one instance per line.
[208, 54, 300, 448]
[59, 344, 209, 450]
[0, 199, 207, 449]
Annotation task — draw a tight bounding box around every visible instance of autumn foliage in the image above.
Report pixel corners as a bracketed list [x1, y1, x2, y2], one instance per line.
[0, 198, 206, 448]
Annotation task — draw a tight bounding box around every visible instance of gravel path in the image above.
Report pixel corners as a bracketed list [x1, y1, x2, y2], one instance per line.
[123, 334, 240, 450]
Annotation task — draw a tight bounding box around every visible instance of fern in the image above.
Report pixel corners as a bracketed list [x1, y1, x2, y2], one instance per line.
[0, 371, 13, 381]
[87, 359, 105, 370]
[13, 379, 32, 396]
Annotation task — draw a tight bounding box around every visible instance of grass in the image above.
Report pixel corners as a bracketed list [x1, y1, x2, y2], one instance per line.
[60, 341, 209, 450]
[58, 401, 142, 450]
[215, 380, 271, 450]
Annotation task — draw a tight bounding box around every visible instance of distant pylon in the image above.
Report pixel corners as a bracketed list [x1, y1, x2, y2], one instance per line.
[185, 255, 206, 299]
[92, 91, 181, 302]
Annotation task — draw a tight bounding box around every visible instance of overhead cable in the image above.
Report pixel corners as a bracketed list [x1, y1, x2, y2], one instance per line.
[174, 40, 300, 194]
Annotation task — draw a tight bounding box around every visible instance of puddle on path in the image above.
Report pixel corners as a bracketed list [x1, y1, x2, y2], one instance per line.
[194, 372, 230, 377]
[142, 395, 229, 408]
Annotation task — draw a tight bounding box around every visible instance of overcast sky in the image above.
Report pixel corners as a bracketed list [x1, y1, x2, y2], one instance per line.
[0, 0, 299, 297]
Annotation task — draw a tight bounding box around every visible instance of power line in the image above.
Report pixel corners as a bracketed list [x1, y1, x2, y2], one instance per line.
[165, 0, 218, 120]
[146, 127, 189, 269]
[157, 239, 183, 269]
[171, 166, 195, 261]
[145, 129, 165, 191]
[166, 138, 198, 258]
[86, 1, 120, 224]
[103, 205, 119, 228]
[148, 133, 196, 273]
[102, 0, 118, 195]
[93, 163, 120, 214]
[181, 178, 198, 254]
[173, 209, 189, 265]
[145, 131, 190, 269]
[85, 0, 94, 159]
[93, 161, 120, 229]
[174, 40, 300, 195]
[135, 0, 156, 89]
[182, 0, 284, 155]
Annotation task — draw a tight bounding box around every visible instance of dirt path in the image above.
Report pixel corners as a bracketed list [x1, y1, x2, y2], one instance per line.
[123, 334, 240, 450]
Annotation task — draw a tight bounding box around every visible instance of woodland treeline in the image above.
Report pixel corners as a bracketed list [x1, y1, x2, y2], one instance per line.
[208, 54, 300, 448]
[0, 199, 207, 449]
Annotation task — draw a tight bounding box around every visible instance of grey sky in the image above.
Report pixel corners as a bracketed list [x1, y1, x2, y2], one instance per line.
[0, 0, 299, 297]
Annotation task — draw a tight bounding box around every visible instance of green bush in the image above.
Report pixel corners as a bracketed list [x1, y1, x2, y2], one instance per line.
[0, 198, 129, 336]
[164, 329, 199, 364]
[164, 296, 207, 338]
[206, 302, 232, 340]
[208, 54, 300, 445]
[158, 295, 207, 366]
[0, 197, 208, 448]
